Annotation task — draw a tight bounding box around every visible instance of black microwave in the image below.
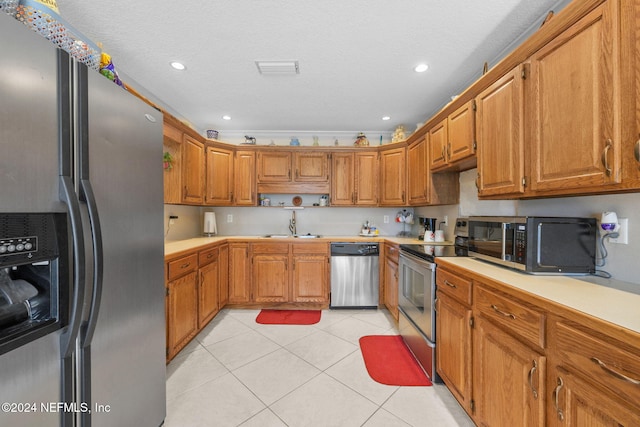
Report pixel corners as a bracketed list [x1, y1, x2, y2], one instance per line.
[468, 216, 597, 274]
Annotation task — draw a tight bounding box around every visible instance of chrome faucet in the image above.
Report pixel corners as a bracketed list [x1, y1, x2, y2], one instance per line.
[289, 211, 297, 236]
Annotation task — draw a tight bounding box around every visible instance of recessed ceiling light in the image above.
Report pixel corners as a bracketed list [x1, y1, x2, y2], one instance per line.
[382, 116, 391, 121]
[222, 115, 231, 121]
[414, 63, 429, 73]
[170, 61, 186, 71]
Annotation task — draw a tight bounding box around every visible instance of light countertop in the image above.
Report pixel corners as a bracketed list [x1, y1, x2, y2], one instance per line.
[164, 235, 433, 256]
[437, 257, 640, 334]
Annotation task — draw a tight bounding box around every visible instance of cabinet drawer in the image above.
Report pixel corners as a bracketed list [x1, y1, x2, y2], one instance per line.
[555, 322, 640, 406]
[386, 244, 399, 263]
[198, 246, 219, 267]
[292, 242, 328, 255]
[167, 253, 198, 282]
[475, 285, 545, 349]
[436, 268, 472, 305]
[251, 243, 289, 254]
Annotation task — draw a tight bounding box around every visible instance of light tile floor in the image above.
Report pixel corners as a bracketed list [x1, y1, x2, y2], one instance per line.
[165, 308, 475, 427]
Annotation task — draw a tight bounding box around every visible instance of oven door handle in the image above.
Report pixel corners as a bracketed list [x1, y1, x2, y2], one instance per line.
[399, 251, 436, 270]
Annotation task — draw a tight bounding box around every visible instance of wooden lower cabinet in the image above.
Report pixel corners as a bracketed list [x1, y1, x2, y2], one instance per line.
[166, 270, 198, 361]
[548, 367, 640, 426]
[249, 242, 329, 305]
[228, 243, 251, 303]
[435, 261, 640, 426]
[472, 315, 546, 427]
[198, 249, 219, 329]
[292, 243, 329, 303]
[166, 243, 227, 362]
[383, 244, 399, 321]
[435, 292, 472, 411]
[218, 243, 229, 306]
[253, 253, 289, 303]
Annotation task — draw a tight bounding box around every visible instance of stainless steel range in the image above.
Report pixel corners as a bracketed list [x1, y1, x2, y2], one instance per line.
[398, 218, 468, 381]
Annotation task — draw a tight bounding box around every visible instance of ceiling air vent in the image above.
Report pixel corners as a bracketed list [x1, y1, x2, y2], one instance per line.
[255, 60, 299, 75]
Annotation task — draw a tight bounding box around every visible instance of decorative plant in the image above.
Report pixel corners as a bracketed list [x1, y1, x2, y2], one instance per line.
[163, 151, 174, 170]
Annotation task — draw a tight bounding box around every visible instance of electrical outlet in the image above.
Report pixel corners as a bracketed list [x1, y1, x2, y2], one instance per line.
[227, 214, 233, 223]
[443, 215, 448, 226]
[609, 218, 628, 244]
[383, 215, 389, 224]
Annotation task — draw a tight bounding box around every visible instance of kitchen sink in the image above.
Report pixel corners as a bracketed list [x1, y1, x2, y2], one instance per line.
[263, 234, 291, 238]
[295, 234, 321, 238]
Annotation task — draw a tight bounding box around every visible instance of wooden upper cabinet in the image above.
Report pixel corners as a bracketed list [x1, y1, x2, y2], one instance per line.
[429, 119, 448, 170]
[294, 152, 329, 182]
[379, 146, 406, 206]
[476, 64, 525, 197]
[528, 2, 621, 194]
[163, 123, 182, 204]
[330, 151, 377, 206]
[257, 150, 330, 193]
[429, 101, 476, 172]
[330, 152, 355, 205]
[234, 151, 256, 206]
[257, 151, 292, 182]
[205, 145, 234, 205]
[355, 152, 378, 205]
[181, 135, 205, 204]
[408, 138, 428, 205]
[448, 101, 476, 164]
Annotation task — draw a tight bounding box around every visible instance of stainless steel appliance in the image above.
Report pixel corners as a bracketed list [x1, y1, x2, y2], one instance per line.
[398, 218, 469, 381]
[330, 243, 379, 308]
[0, 14, 165, 427]
[468, 216, 597, 274]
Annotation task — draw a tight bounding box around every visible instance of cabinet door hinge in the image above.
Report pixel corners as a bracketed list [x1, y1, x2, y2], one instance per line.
[469, 316, 474, 328]
[472, 100, 477, 111]
[521, 68, 527, 80]
[166, 347, 169, 357]
[166, 287, 170, 297]
[522, 176, 527, 187]
[470, 399, 476, 413]
[472, 141, 477, 150]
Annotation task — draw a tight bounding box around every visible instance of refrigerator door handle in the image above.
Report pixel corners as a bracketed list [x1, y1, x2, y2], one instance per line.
[59, 164, 87, 358]
[79, 179, 103, 347]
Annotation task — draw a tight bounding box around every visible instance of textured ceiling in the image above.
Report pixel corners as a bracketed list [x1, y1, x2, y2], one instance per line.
[56, 0, 567, 135]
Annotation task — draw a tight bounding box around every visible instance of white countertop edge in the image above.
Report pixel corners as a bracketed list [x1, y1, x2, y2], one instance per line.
[164, 235, 432, 256]
[437, 257, 640, 334]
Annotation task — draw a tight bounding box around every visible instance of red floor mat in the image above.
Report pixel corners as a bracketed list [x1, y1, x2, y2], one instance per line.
[359, 335, 432, 386]
[255, 309, 321, 325]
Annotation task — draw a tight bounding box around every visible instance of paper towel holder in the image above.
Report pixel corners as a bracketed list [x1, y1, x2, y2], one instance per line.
[203, 212, 217, 236]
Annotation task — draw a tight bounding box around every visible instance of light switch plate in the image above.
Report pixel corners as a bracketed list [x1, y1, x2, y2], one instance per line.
[227, 214, 233, 223]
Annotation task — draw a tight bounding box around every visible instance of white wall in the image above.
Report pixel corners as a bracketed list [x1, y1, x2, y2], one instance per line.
[456, 170, 640, 284]
[200, 206, 415, 237]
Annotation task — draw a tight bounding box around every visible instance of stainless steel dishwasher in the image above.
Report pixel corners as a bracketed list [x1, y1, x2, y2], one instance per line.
[330, 243, 379, 308]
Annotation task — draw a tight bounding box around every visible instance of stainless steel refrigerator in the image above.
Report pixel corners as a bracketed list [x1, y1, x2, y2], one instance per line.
[0, 12, 166, 427]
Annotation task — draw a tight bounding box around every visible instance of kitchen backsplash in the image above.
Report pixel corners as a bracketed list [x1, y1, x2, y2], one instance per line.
[164, 205, 422, 241]
[164, 169, 640, 285]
